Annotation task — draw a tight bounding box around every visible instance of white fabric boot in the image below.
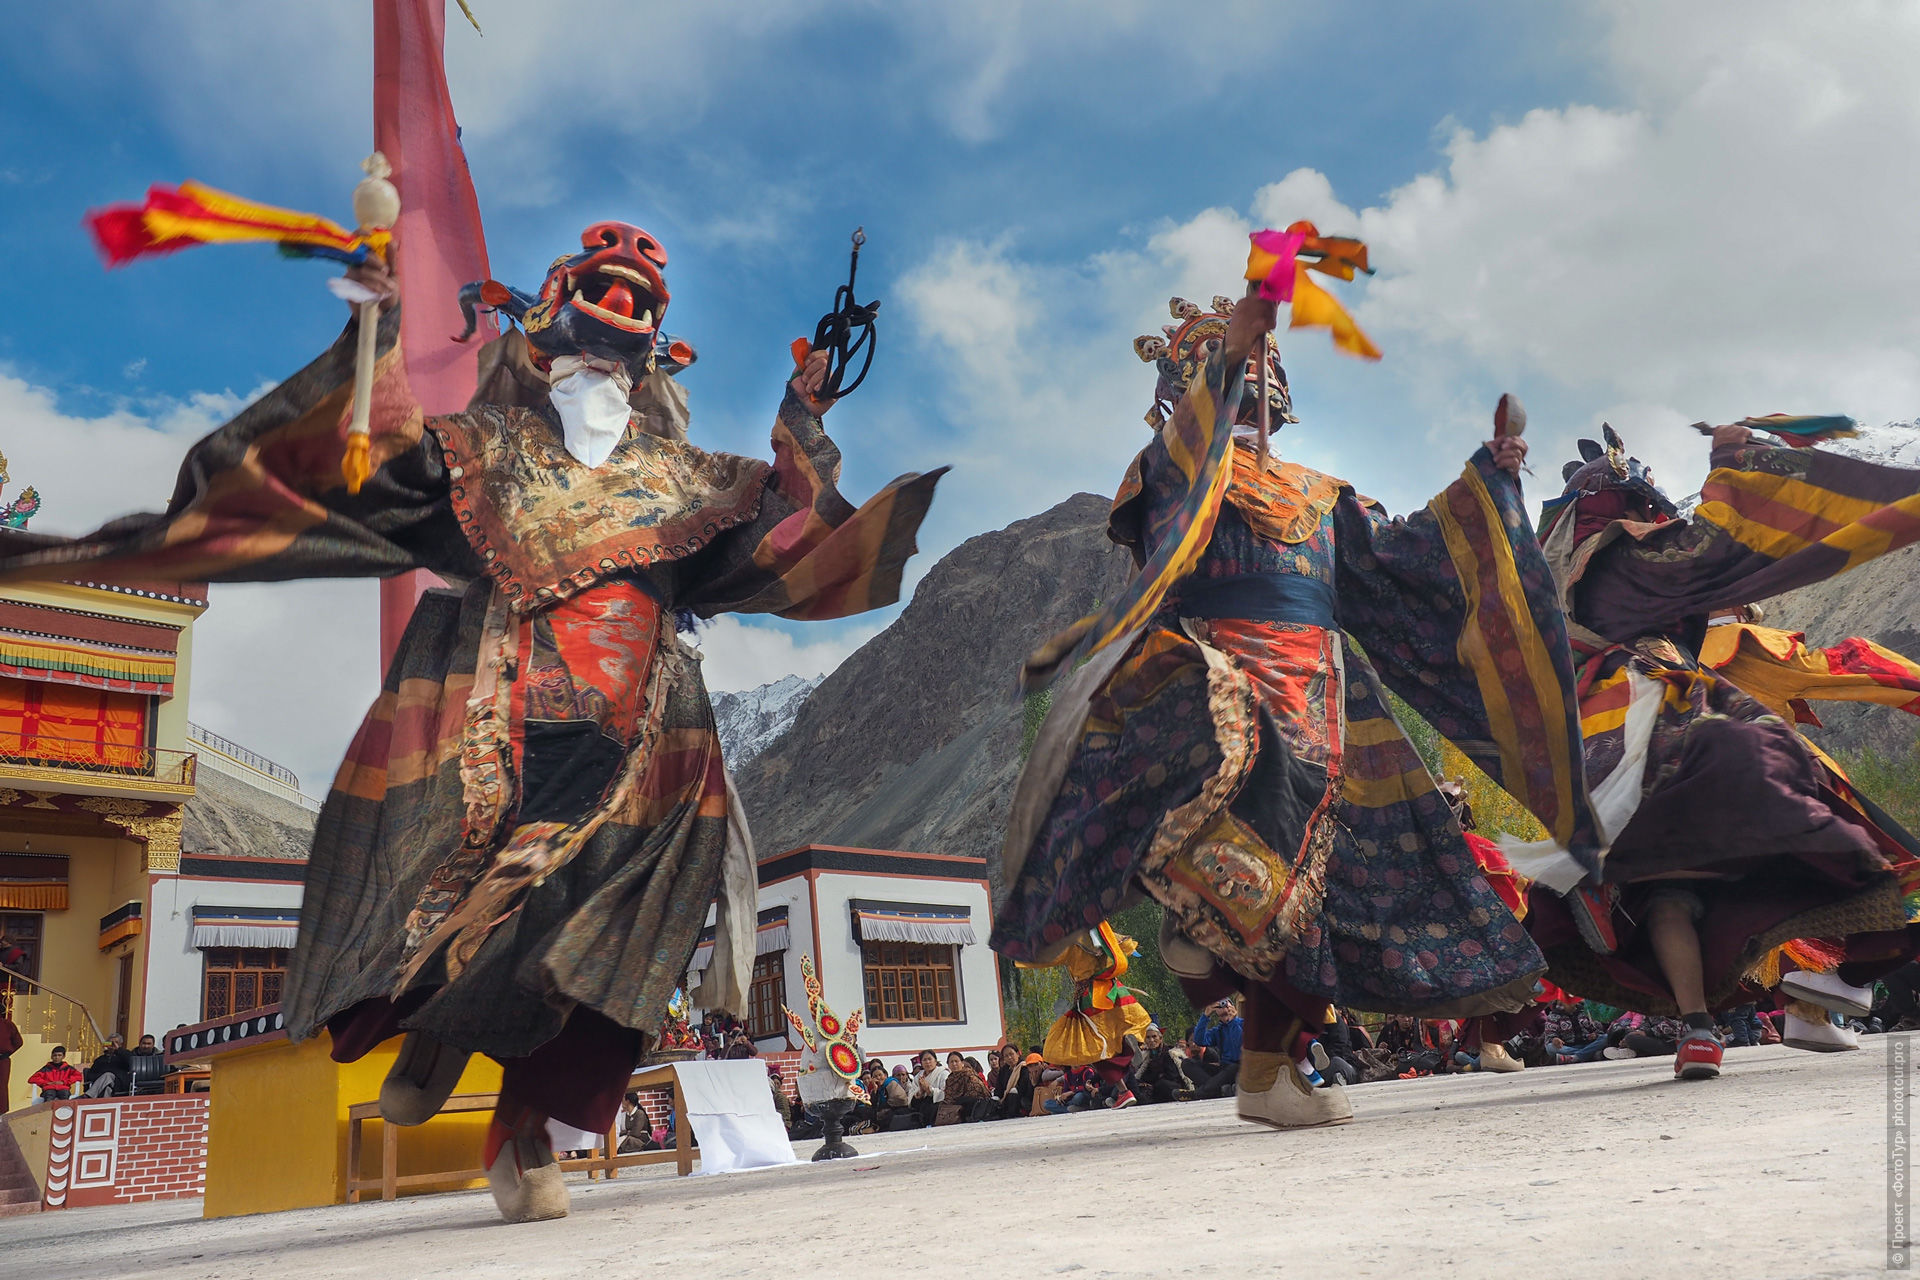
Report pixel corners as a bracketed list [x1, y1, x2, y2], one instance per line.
[1779, 970, 1874, 1018]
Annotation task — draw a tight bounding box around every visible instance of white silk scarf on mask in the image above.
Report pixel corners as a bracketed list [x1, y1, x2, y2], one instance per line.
[547, 355, 635, 468]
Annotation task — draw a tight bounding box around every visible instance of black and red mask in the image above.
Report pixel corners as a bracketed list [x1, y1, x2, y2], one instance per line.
[455, 222, 692, 373]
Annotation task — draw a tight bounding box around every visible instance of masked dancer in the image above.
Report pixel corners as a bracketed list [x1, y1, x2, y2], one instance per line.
[994, 255, 1601, 1131]
[0, 230, 942, 1220]
[1508, 422, 1920, 1080]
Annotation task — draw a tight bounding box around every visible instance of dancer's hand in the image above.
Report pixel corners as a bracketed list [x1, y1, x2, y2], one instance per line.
[1487, 435, 1528, 475]
[1711, 423, 1752, 449]
[791, 348, 834, 417]
[341, 253, 398, 313]
[1224, 291, 1279, 369]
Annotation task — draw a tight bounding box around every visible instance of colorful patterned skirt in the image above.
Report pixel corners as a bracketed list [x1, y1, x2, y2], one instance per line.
[994, 613, 1545, 1017]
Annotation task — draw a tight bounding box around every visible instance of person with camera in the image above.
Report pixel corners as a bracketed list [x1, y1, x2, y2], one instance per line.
[1189, 998, 1244, 1098]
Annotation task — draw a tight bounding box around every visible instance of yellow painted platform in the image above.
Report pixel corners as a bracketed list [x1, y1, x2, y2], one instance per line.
[203, 1033, 501, 1219]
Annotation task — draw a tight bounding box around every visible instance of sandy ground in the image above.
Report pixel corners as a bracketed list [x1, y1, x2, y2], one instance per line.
[0, 1041, 1900, 1280]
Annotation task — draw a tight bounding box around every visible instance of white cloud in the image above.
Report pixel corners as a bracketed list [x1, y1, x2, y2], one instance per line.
[902, 0, 1920, 524]
[1336, 0, 1920, 499]
[0, 374, 269, 535]
[688, 616, 881, 696]
[186, 579, 382, 797]
[0, 370, 380, 796]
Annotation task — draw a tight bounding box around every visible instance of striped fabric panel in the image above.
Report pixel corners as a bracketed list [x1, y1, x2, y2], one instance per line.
[734, 467, 946, 621]
[1021, 348, 1235, 687]
[1692, 446, 1920, 601]
[1700, 624, 1920, 719]
[0, 634, 175, 689]
[1429, 465, 1588, 853]
[0, 308, 428, 589]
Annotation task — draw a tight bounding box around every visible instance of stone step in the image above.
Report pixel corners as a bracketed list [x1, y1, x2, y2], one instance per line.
[0, 1119, 42, 1213]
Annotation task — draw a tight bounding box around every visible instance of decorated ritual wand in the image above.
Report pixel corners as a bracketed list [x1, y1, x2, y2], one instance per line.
[790, 228, 880, 404]
[85, 155, 400, 493]
[1689, 414, 1859, 448]
[1242, 221, 1381, 470]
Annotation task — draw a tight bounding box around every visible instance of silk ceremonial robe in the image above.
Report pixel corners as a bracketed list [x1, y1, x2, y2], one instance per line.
[994, 345, 1599, 1018]
[1521, 441, 1920, 1013]
[0, 308, 943, 1072]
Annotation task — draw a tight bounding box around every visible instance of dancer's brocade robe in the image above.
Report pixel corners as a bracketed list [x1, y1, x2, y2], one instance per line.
[1523, 441, 1920, 1012]
[995, 347, 1600, 1018]
[0, 308, 942, 1059]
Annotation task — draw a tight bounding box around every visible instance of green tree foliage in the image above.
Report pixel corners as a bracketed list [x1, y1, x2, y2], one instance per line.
[1020, 685, 1054, 758]
[1383, 690, 1547, 840]
[1831, 730, 1920, 834]
[1109, 898, 1198, 1036]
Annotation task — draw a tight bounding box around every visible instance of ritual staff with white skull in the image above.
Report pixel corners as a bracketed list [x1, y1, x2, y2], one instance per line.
[994, 226, 1603, 1131]
[0, 223, 943, 1222]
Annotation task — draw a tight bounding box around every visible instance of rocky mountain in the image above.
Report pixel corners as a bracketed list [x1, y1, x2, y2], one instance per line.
[732, 492, 1135, 879]
[711, 674, 822, 768]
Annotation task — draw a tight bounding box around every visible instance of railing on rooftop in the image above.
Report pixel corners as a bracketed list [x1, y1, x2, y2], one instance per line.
[0, 735, 196, 786]
[186, 723, 300, 789]
[186, 724, 320, 812]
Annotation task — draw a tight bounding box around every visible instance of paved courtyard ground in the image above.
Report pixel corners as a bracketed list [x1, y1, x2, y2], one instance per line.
[0, 1041, 1899, 1279]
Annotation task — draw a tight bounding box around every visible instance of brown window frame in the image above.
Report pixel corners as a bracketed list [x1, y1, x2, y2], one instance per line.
[0, 911, 42, 983]
[860, 941, 962, 1025]
[746, 952, 786, 1042]
[201, 947, 289, 1021]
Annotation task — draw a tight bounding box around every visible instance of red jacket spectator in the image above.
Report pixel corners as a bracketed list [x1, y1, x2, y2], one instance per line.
[29, 1053, 83, 1100]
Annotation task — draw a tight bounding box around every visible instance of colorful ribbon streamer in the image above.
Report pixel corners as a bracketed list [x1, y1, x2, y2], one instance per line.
[1244, 221, 1381, 360]
[86, 181, 390, 268]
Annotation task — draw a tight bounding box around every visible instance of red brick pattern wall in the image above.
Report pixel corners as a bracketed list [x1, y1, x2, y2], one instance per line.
[41, 1096, 208, 1209]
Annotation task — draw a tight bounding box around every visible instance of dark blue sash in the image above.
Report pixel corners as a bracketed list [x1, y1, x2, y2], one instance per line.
[1169, 572, 1338, 628]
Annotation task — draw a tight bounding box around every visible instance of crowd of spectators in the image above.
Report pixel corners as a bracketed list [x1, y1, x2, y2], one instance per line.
[15, 1032, 168, 1107]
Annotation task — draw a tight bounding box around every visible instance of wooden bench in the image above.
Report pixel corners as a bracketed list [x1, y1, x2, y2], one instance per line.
[345, 1063, 695, 1203]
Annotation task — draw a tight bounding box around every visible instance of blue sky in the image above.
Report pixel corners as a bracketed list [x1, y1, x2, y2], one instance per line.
[2, 1, 1916, 791]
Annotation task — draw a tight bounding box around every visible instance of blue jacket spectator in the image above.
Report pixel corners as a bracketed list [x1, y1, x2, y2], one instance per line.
[1191, 1006, 1243, 1064]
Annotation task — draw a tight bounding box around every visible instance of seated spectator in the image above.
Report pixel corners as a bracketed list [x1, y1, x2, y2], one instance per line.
[724, 1028, 758, 1060]
[986, 1043, 1029, 1120]
[1378, 1015, 1445, 1075]
[1043, 1063, 1098, 1114]
[1189, 997, 1243, 1097]
[1126, 1025, 1193, 1103]
[1021, 1051, 1060, 1115]
[1603, 1012, 1686, 1059]
[29, 1046, 83, 1100]
[858, 1059, 889, 1125]
[942, 1052, 992, 1122]
[85, 1034, 133, 1098]
[127, 1036, 167, 1095]
[910, 1049, 949, 1128]
[878, 1064, 918, 1130]
[1720, 1004, 1763, 1047]
[766, 1064, 794, 1129]
[618, 1091, 658, 1153]
[1320, 1013, 1361, 1087]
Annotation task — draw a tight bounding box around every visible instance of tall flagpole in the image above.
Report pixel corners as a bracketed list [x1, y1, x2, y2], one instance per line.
[371, 0, 493, 668]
